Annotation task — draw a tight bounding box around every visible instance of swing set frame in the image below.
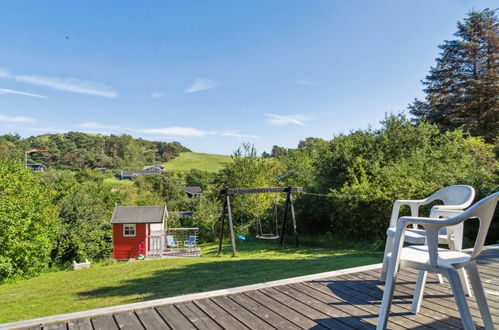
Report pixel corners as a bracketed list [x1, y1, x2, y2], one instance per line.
[217, 186, 302, 257]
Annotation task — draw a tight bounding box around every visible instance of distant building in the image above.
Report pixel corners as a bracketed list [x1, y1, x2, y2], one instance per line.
[26, 163, 46, 172]
[184, 186, 203, 198]
[144, 165, 165, 172]
[118, 169, 162, 180]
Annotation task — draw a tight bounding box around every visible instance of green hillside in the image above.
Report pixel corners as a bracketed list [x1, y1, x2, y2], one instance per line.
[161, 152, 231, 173]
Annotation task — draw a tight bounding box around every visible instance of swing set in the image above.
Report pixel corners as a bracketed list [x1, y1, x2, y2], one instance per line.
[217, 186, 302, 256]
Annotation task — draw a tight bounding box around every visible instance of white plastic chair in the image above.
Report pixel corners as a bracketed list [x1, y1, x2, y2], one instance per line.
[377, 191, 499, 330]
[381, 185, 475, 282]
[166, 235, 178, 248]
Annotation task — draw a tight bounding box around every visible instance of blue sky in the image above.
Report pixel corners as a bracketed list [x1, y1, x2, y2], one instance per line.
[0, 1, 496, 155]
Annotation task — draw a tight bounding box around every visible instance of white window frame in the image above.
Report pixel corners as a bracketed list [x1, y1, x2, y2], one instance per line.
[123, 223, 136, 237]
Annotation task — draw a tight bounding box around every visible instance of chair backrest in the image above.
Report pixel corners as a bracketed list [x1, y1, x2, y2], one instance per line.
[458, 191, 499, 261]
[428, 185, 475, 208]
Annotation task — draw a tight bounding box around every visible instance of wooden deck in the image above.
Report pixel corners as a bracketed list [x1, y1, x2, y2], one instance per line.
[5, 245, 499, 330]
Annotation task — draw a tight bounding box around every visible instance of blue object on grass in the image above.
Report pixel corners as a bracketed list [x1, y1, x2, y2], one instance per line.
[237, 235, 246, 241]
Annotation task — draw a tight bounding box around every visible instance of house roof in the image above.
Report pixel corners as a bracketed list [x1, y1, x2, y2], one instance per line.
[184, 186, 203, 196]
[27, 163, 45, 168]
[110, 206, 167, 224]
[121, 170, 162, 176]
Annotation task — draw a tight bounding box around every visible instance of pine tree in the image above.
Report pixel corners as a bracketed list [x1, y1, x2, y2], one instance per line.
[409, 9, 498, 140]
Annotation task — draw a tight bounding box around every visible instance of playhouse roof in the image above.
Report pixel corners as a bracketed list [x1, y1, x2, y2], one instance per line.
[110, 206, 167, 224]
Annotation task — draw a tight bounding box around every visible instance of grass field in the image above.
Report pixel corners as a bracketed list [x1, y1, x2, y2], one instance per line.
[161, 152, 232, 173]
[0, 239, 382, 323]
[103, 177, 134, 186]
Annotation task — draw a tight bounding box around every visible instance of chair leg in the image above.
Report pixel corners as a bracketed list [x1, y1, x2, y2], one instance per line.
[377, 265, 399, 329]
[466, 261, 494, 330]
[381, 235, 394, 282]
[445, 268, 476, 330]
[459, 268, 472, 297]
[412, 270, 427, 314]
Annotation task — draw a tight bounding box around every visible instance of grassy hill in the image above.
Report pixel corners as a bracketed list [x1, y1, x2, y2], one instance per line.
[161, 152, 232, 173]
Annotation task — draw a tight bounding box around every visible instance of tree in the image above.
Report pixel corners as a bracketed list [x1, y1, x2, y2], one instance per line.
[0, 159, 58, 281]
[409, 9, 498, 140]
[185, 169, 216, 190]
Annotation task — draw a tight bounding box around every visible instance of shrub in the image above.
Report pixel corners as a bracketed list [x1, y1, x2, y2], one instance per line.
[0, 159, 58, 281]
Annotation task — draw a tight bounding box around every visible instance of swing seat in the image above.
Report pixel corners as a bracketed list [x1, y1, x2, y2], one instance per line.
[256, 233, 279, 240]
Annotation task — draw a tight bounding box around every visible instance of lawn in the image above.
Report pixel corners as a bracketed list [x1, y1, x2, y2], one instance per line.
[161, 152, 232, 173]
[103, 177, 134, 187]
[0, 239, 382, 324]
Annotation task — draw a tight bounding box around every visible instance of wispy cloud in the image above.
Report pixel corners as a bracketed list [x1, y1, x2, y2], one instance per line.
[150, 91, 165, 98]
[217, 131, 260, 139]
[0, 114, 37, 123]
[293, 79, 318, 86]
[77, 122, 119, 131]
[0, 67, 118, 98]
[14, 75, 118, 98]
[140, 127, 207, 137]
[139, 126, 259, 139]
[265, 113, 313, 126]
[0, 69, 9, 78]
[26, 127, 68, 134]
[185, 78, 219, 94]
[0, 88, 47, 99]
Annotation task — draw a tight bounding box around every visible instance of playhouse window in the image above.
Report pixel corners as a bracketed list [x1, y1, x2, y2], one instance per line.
[123, 224, 136, 237]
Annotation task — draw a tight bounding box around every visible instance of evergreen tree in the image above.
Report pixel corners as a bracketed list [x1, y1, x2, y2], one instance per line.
[409, 9, 498, 140]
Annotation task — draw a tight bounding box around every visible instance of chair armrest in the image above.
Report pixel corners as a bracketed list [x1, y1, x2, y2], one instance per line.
[430, 208, 464, 218]
[388, 199, 428, 227]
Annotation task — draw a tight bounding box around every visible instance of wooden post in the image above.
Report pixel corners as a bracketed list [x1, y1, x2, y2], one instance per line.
[289, 194, 299, 247]
[217, 189, 228, 256]
[226, 195, 237, 257]
[279, 187, 292, 246]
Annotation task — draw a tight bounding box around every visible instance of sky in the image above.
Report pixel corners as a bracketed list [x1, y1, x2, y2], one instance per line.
[0, 1, 496, 155]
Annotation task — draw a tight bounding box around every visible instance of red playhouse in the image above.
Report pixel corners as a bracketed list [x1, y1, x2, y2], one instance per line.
[111, 205, 168, 259]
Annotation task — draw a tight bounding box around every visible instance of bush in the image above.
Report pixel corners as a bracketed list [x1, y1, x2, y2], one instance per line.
[298, 115, 498, 241]
[0, 159, 58, 281]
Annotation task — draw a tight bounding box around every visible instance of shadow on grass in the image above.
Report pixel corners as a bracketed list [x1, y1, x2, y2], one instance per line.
[201, 236, 378, 257]
[79, 253, 381, 303]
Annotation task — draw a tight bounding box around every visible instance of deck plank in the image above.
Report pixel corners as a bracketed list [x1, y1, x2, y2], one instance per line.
[260, 286, 361, 329]
[287, 282, 405, 330]
[42, 323, 67, 330]
[134, 308, 171, 330]
[113, 311, 144, 330]
[175, 302, 222, 330]
[91, 315, 119, 330]
[358, 270, 488, 328]
[243, 290, 326, 329]
[336, 272, 463, 329]
[67, 318, 93, 330]
[384, 269, 491, 324]
[210, 295, 274, 330]
[193, 298, 249, 329]
[155, 305, 195, 330]
[228, 292, 300, 329]
[314, 275, 440, 330]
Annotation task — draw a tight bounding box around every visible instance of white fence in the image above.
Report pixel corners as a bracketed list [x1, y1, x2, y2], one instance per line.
[148, 227, 199, 258]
